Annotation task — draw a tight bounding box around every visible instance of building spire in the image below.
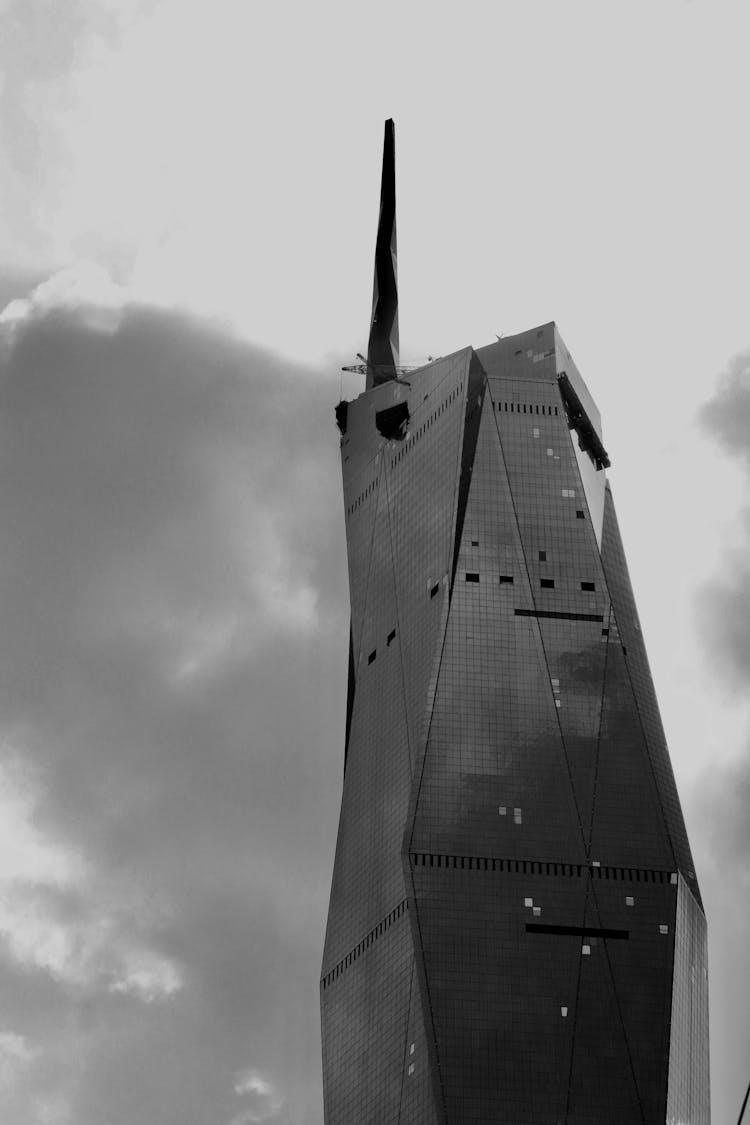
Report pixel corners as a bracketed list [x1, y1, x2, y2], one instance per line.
[366, 118, 399, 389]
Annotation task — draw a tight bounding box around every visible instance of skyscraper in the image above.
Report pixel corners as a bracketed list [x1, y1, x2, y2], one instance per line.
[321, 121, 709, 1123]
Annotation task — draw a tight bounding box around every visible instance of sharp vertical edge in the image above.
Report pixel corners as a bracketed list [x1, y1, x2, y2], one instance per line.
[366, 118, 399, 389]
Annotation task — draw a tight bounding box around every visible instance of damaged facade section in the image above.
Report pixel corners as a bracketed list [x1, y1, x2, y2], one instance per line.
[558, 371, 611, 470]
[375, 401, 410, 441]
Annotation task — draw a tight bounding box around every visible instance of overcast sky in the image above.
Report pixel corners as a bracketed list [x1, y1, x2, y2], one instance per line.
[0, 2, 748, 1122]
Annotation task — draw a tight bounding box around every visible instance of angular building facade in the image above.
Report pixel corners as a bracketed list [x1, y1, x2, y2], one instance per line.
[321, 125, 709, 1124]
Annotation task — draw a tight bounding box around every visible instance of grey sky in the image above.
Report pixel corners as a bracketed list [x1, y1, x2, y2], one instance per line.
[1, 1, 749, 1121]
[0, 296, 345, 1124]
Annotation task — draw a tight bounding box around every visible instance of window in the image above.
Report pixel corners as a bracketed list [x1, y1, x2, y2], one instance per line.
[576, 509, 585, 519]
[532, 427, 540, 437]
[582, 944, 591, 955]
[514, 808, 522, 824]
[471, 539, 479, 547]
[540, 578, 555, 589]
[625, 896, 634, 907]
[561, 1006, 568, 1018]
[524, 897, 533, 907]
[499, 575, 514, 585]
[581, 581, 595, 591]
[498, 806, 507, 816]
[532, 906, 541, 916]
[546, 448, 554, 456]
[465, 572, 480, 583]
[538, 550, 547, 561]
[562, 488, 575, 498]
[659, 924, 669, 935]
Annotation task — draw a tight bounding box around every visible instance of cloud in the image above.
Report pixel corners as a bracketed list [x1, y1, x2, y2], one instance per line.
[0, 275, 345, 1123]
[0, 1032, 38, 1091]
[231, 1069, 288, 1125]
[0, 262, 127, 337]
[700, 350, 750, 464]
[697, 351, 750, 688]
[693, 349, 750, 1122]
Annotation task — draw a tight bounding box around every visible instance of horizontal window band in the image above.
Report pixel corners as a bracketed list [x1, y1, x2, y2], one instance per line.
[526, 923, 629, 940]
[515, 609, 604, 623]
[320, 898, 409, 992]
[409, 853, 676, 886]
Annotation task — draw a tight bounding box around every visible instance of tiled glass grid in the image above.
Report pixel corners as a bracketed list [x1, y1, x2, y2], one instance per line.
[321, 913, 419, 1124]
[323, 331, 708, 1121]
[409, 864, 677, 1121]
[589, 621, 675, 867]
[385, 350, 474, 768]
[666, 875, 711, 1123]
[404, 364, 705, 1117]
[567, 876, 676, 1120]
[322, 471, 412, 959]
[325, 350, 472, 963]
[397, 958, 440, 1123]
[410, 394, 591, 863]
[322, 352, 472, 1122]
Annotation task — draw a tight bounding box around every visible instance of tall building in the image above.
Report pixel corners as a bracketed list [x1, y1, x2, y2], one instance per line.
[321, 121, 709, 1123]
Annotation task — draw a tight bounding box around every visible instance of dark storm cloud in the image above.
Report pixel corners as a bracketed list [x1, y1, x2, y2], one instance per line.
[0, 297, 345, 1124]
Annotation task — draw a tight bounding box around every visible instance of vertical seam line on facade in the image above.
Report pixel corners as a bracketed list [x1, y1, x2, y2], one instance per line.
[601, 489, 679, 874]
[490, 380, 589, 855]
[564, 877, 647, 1125]
[558, 440, 649, 1123]
[586, 602, 613, 853]
[396, 958, 415, 1123]
[563, 877, 589, 1123]
[405, 862, 450, 1125]
[401, 360, 471, 1125]
[383, 449, 415, 771]
[447, 353, 474, 599]
[406, 357, 471, 856]
[353, 451, 383, 676]
[606, 605, 678, 874]
[599, 931, 649, 1122]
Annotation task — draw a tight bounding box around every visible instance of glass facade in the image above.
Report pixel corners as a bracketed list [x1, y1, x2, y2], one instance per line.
[321, 323, 709, 1123]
